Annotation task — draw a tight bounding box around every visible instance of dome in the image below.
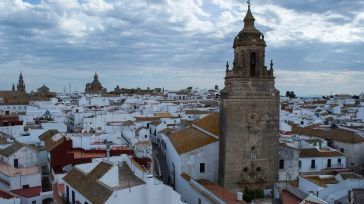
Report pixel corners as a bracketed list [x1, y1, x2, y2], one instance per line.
[38, 84, 50, 92]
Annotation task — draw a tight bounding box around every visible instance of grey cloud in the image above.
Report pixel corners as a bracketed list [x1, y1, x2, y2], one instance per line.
[0, 0, 362, 96]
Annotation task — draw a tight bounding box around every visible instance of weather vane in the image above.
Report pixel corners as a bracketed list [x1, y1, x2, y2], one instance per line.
[247, 0, 251, 6]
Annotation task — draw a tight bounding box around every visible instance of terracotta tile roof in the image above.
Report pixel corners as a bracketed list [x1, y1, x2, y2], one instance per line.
[154, 112, 172, 117]
[299, 148, 345, 158]
[167, 114, 219, 155]
[116, 162, 145, 190]
[135, 117, 162, 122]
[0, 189, 18, 199]
[38, 129, 59, 141]
[0, 131, 12, 144]
[44, 136, 65, 152]
[339, 172, 362, 180]
[135, 116, 179, 122]
[303, 176, 338, 187]
[185, 110, 212, 115]
[88, 161, 114, 180]
[0, 142, 23, 157]
[168, 126, 218, 155]
[292, 126, 364, 144]
[63, 161, 113, 204]
[191, 113, 219, 136]
[196, 180, 248, 204]
[11, 186, 41, 198]
[281, 190, 301, 204]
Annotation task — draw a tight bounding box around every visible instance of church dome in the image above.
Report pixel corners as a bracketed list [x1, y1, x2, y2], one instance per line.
[38, 84, 50, 92]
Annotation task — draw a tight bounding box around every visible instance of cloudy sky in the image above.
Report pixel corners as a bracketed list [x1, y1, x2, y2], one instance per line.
[0, 0, 363, 96]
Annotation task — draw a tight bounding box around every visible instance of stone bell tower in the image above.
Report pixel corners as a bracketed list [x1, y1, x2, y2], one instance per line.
[218, 2, 280, 193]
[17, 72, 26, 93]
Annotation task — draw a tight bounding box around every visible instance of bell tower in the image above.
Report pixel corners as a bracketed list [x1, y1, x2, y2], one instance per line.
[218, 2, 279, 193]
[17, 72, 26, 93]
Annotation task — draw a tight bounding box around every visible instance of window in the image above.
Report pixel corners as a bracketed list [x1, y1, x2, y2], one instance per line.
[250, 52, 257, 77]
[14, 159, 18, 168]
[298, 160, 302, 169]
[72, 190, 75, 204]
[23, 184, 29, 189]
[311, 160, 316, 169]
[327, 159, 331, 168]
[32, 201, 36, 204]
[198, 198, 201, 204]
[279, 160, 284, 169]
[200, 163, 205, 173]
[340, 148, 344, 153]
[66, 186, 69, 201]
[338, 158, 342, 165]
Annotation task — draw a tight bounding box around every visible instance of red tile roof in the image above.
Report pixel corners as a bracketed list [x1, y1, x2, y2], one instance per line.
[280, 190, 301, 204]
[52, 184, 65, 204]
[299, 148, 345, 158]
[11, 186, 41, 198]
[0, 189, 17, 199]
[197, 180, 248, 204]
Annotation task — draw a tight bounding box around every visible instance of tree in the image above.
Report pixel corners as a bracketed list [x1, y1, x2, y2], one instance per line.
[285, 91, 296, 98]
[285, 91, 290, 97]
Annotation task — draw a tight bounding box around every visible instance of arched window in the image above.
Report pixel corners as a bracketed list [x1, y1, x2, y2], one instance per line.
[250, 52, 257, 77]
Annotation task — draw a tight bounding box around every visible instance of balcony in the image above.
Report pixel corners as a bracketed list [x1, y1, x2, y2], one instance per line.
[0, 162, 40, 177]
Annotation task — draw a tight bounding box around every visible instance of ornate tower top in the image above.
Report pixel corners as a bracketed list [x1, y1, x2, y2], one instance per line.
[17, 72, 26, 93]
[94, 72, 99, 81]
[224, 1, 273, 80]
[233, 2, 265, 49]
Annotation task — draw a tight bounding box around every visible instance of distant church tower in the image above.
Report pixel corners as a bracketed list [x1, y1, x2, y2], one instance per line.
[218, 2, 280, 193]
[17, 72, 26, 93]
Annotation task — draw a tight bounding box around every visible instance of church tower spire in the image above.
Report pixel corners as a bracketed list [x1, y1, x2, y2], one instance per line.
[17, 72, 26, 93]
[242, 2, 256, 31]
[219, 1, 279, 193]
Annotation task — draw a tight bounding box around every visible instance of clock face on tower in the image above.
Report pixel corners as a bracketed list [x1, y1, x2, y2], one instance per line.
[248, 112, 259, 123]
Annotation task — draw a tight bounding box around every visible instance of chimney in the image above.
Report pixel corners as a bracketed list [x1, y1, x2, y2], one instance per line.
[237, 192, 243, 201]
[106, 142, 111, 160]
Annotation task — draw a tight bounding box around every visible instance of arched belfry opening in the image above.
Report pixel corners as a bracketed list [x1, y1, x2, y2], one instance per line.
[250, 52, 257, 77]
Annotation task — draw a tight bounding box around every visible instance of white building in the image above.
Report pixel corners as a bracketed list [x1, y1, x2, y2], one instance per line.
[163, 114, 243, 204]
[298, 148, 346, 173]
[0, 142, 50, 204]
[62, 155, 185, 204]
[298, 172, 364, 204]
